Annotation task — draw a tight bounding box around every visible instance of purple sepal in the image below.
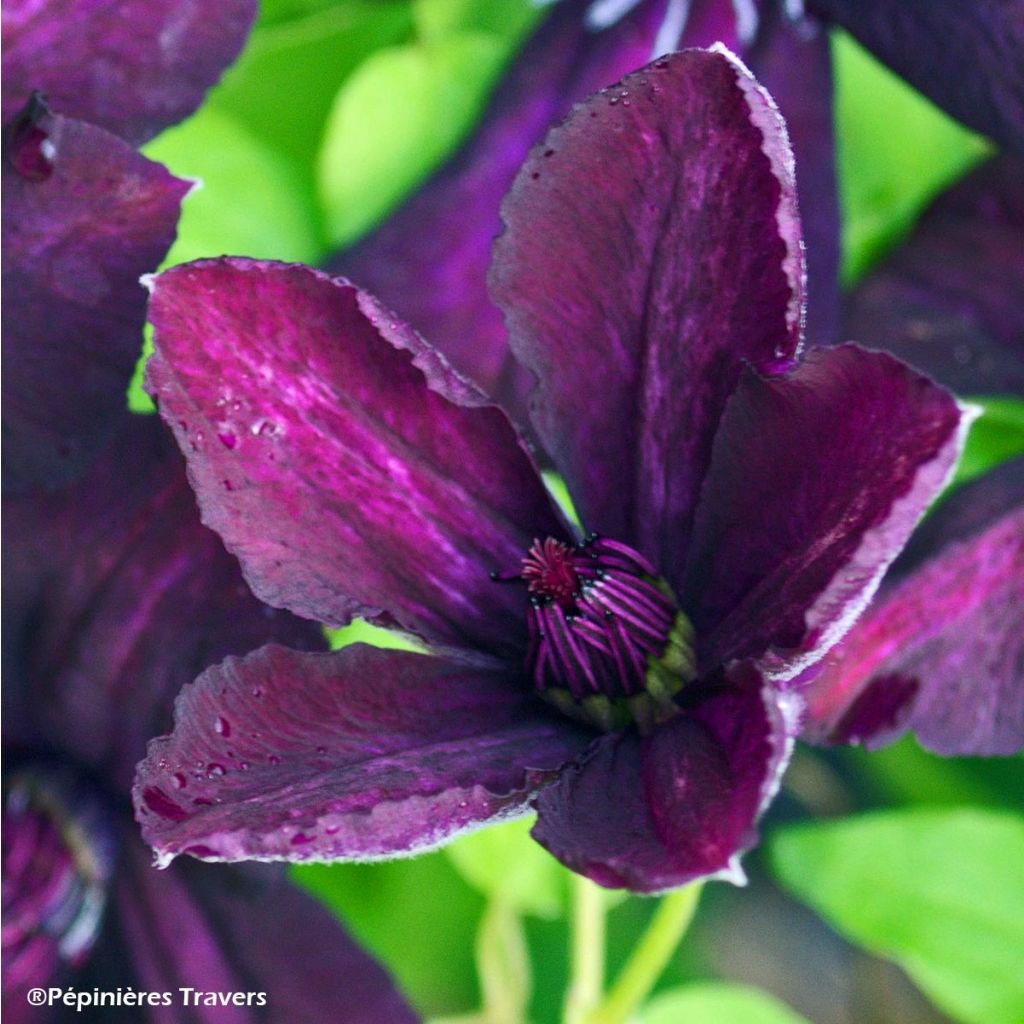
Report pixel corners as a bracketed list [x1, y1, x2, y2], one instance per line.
[805, 460, 1024, 756]
[134, 644, 590, 866]
[490, 47, 803, 571]
[2, 0, 257, 146]
[531, 664, 795, 892]
[682, 345, 966, 680]
[146, 258, 568, 660]
[2, 101, 189, 492]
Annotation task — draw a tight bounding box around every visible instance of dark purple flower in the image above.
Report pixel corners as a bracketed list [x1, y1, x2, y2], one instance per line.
[331, 0, 839, 425]
[841, 154, 1024, 396]
[2, 0, 257, 492]
[2, 415, 418, 1023]
[134, 49, 965, 892]
[802, 457, 1024, 756]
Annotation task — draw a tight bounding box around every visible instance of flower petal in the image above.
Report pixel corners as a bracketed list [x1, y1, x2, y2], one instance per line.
[843, 156, 1024, 395]
[2, 0, 256, 146]
[490, 47, 804, 569]
[746, 9, 840, 347]
[2, 415, 322, 788]
[134, 644, 591, 866]
[114, 841, 419, 1023]
[682, 345, 966, 679]
[331, 0, 677, 422]
[146, 258, 567, 658]
[1, 103, 189, 491]
[806, 0, 1024, 153]
[804, 459, 1024, 755]
[531, 665, 794, 892]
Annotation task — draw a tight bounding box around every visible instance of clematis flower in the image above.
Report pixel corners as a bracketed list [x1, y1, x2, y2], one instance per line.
[3, 415, 418, 1023]
[331, 0, 839, 423]
[2, 0, 257, 491]
[134, 49, 966, 892]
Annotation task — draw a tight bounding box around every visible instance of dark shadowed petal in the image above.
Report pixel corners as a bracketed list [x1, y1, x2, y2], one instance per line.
[2, 415, 322, 789]
[332, 0, 680, 423]
[134, 644, 591, 866]
[682, 345, 966, 680]
[806, 0, 1024, 154]
[147, 258, 567, 658]
[1, 102, 189, 492]
[746, 9, 840, 347]
[490, 47, 804, 570]
[531, 664, 795, 892]
[842, 155, 1024, 395]
[2, 0, 256, 146]
[1, 771, 116, 1019]
[804, 459, 1024, 756]
[113, 840, 418, 1023]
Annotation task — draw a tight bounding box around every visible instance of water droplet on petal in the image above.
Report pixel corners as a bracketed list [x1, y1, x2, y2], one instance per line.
[214, 716, 231, 737]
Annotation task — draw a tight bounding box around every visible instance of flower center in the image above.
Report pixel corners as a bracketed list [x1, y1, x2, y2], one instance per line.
[495, 535, 695, 732]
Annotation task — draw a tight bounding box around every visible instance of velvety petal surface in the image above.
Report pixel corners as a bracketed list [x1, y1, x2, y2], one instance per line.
[147, 258, 566, 658]
[806, 0, 1024, 154]
[682, 345, 966, 680]
[114, 840, 418, 1023]
[134, 644, 591, 866]
[805, 459, 1024, 756]
[2, 0, 256, 146]
[333, 0, 680, 422]
[2, 104, 189, 491]
[490, 47, 804, 569]
[842, 156, 1024, 395]
[531, 665, 794, 891]
[2, 415, 322, 789]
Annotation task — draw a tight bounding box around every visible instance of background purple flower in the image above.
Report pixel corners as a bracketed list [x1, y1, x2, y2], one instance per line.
[134, 49, 964, 892]
[1, 0, 256, 492]
[2, 415, 418, 1023]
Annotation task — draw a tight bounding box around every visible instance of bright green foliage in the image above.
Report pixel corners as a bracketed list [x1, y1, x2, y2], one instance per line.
[640, 983, 811, 1024]
[317, 0, 541, 246]
[213, 1, 412, 172]
[446, 815, 567, 919]
[294, 853, 484, 1015]
[954, 397, 1024, 488]
[833, 32, 991, 285]
[128, 106, 323, 411]
[770, 809, 1024, 1024]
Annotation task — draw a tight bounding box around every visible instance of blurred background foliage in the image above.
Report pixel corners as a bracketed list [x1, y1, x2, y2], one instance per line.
[127, 2, 1024, 1021]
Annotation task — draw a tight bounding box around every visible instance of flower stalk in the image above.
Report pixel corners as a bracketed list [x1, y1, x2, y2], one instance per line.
[585, 884, 703, 1024]
[564, 875, 608, 1024]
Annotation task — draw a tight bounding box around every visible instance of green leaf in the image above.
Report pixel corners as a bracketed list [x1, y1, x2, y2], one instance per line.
[213, 1, 412, 171]
[833, 31, 991, 285]
[446, 815, 566, 918]
[128, 105, 324, 412]
[143, 105, 323, 266]
[293, 854, 483, 1016]
[770, 808, 1024, 1024]
[414, 0, 540, 41]
[639, 983, 811, 1024]
[317, 31, 508, 246]
[953, 397, 1024, 489]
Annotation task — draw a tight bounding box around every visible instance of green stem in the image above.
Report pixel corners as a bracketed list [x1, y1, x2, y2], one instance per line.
[477, 899, 531, 1024]
[585, 884, 703, 1024]
[564, 874, 607, 1024]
